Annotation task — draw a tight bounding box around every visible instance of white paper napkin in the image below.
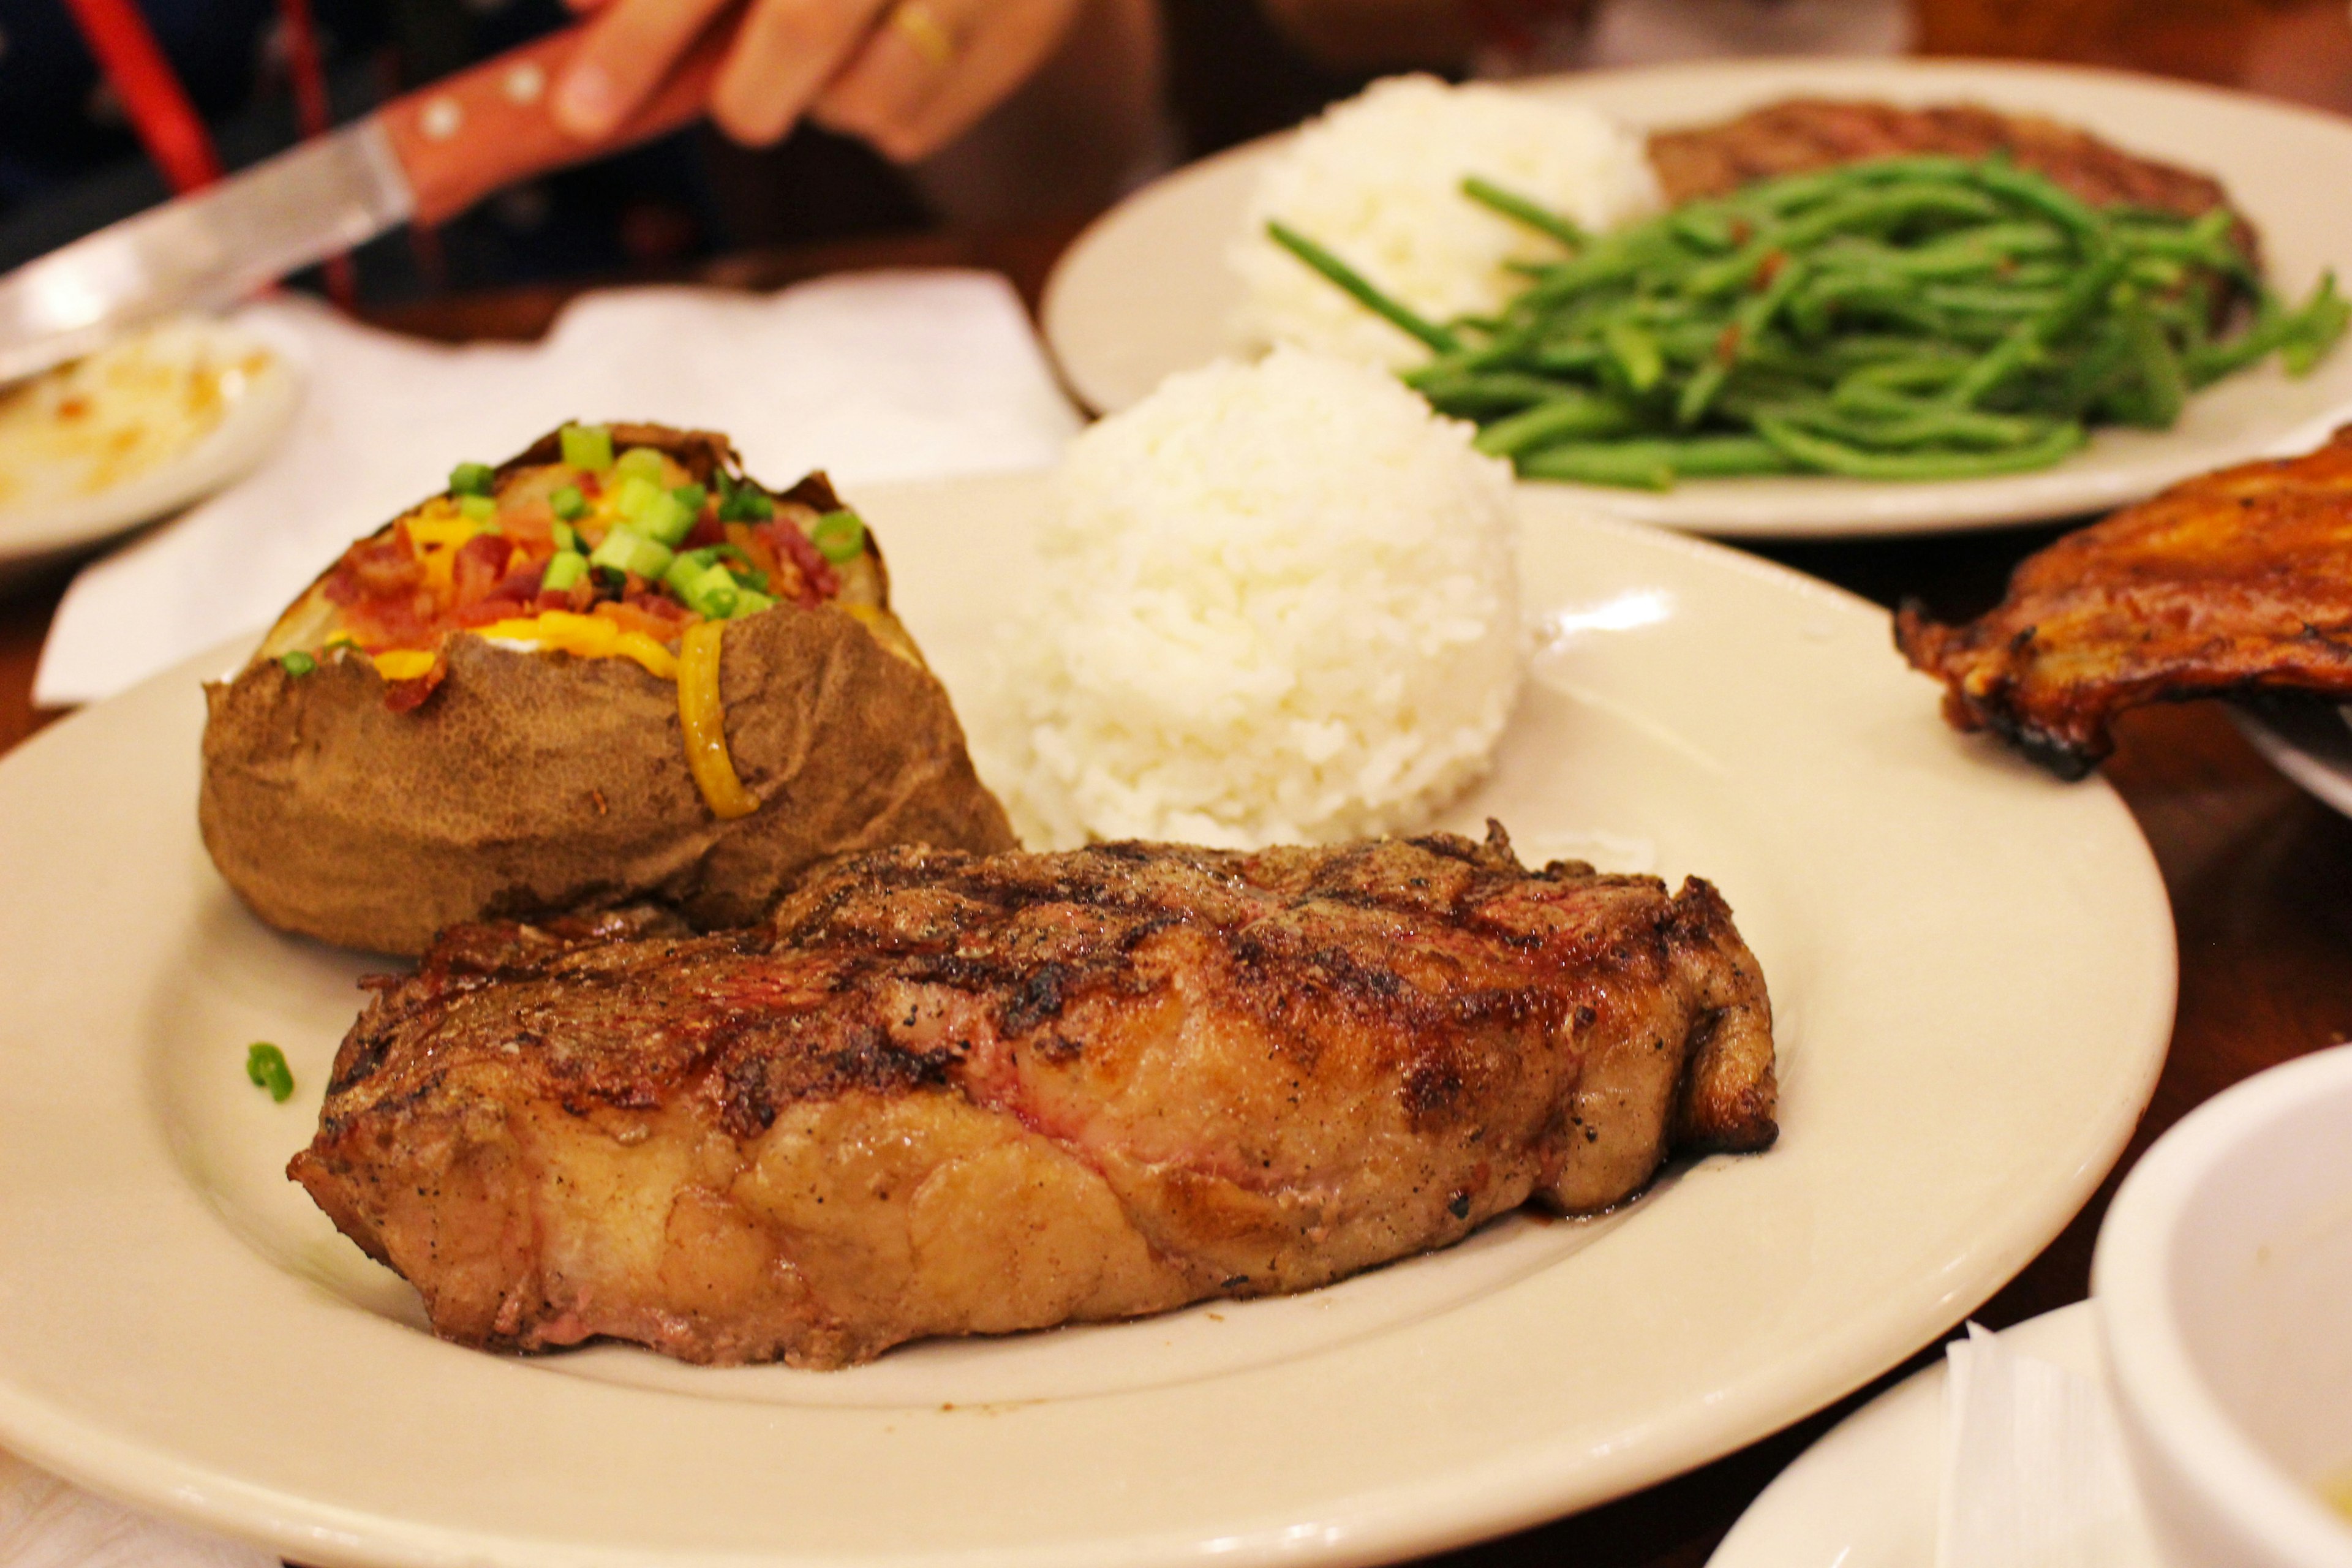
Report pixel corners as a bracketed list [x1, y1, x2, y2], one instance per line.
[1939, 1321, 2162, 1568]
[1, 1447, 273, 1568]
[35, 271, 1082, 706]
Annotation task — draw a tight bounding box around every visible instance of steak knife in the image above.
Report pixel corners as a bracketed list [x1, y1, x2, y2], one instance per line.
[0, 25, 729, 385]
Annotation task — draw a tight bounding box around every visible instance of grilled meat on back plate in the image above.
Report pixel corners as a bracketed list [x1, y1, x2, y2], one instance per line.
[1896, 426, 2352, 777]
[1648, 99, 2247, 245]
[290, 825, 1776, 1369]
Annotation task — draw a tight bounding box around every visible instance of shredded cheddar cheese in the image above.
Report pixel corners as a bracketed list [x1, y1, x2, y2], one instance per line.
[472, 611, 677, 679]
[677, 620, 759, 818]
[372, 649, 436, 681]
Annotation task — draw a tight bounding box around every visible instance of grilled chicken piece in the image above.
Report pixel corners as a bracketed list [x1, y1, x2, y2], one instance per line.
[1649, 98, 2254, 264]
[1896, 427, 2352, 777]
[290, 826, 1776, 1368]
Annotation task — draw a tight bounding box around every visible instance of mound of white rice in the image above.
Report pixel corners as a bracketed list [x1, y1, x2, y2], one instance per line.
[982, 347, 1523, 851]
[1229, 75, 1660, 368]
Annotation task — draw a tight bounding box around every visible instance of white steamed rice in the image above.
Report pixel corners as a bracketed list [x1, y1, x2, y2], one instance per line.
[981, 346, 1523, 850]
[1229, 74, 1661, 368]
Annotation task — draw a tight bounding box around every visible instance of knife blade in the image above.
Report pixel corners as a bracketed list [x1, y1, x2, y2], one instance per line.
[0, 24, 727, 386]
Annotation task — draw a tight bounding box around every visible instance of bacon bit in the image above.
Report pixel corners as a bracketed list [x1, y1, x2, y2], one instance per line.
[333, 523, 426, 602]
[595, 599, 691, 641]
[449, 532, 513, 606]
[535, 581, 596, 616]
[683, 513, 725, 550]
[1753, 249, 1787, 289]
[1716, 323, 1743, 365]
[497, 498, 556, 555]
[760, 519, 837, 608]
[383, 664, 445, 712]
[577, 472, 603, 499]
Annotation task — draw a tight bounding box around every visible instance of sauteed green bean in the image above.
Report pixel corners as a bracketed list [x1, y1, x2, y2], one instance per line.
[1268, 156, 2348, 488]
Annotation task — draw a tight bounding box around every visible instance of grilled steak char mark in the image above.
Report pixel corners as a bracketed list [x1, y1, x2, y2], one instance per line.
[292, 824, 1776, 1369]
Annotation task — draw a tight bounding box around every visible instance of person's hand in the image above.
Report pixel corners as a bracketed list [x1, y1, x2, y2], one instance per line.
[551, 0, 1088, 162]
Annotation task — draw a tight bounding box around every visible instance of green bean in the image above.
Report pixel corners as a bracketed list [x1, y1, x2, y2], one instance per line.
[1754, 414, 2086, 478]
[1278, 153, 2340, 489]
[1517, 435, 1795, 488]
[1678, 258, 1807, 426]
[1416, 370, 1593, 417]
[2114, 290, 2188, 428]
[1602, 320, 1665, 393]
[1472, 392, 1641, 458]
[1264, 220, 1458, 353]
[1461, 177, 1586, 251]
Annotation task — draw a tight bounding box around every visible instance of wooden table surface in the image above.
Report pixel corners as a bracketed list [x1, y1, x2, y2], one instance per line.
[6, 8, 2352, 1565]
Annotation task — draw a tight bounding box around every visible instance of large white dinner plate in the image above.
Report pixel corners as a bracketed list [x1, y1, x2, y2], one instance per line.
[1043, 58, 2352, 537]
[0, 472, 2174, 1568]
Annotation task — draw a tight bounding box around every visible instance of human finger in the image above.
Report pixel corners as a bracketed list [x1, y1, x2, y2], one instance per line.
[814, 0, 1080, 162]
[552, 0, 735, 139]
[707, 0, 892, 145]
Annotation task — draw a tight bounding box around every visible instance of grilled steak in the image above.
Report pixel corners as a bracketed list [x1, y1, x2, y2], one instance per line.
[1896, 426, 2352, 777]
[290, 826, 1776, 1368]
[1648, 98, 2253, 264]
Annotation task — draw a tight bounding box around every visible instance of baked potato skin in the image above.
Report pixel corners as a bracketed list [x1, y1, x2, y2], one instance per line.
[200, 425, 1015, 956]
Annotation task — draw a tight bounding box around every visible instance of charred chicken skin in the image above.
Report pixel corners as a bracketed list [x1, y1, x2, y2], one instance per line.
[291, 826, 1776, 1369]
[1896, 426, 2352, 777]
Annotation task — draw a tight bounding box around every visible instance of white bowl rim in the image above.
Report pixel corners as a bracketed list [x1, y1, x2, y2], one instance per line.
[2094, 1041, 2352, 1568]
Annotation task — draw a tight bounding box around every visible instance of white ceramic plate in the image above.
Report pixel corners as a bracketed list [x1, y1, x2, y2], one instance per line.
[0, 472, 2175, 1568]
[2235, 701, 2352, 819]
[1708, 1302, 2162, 1568]
[1042, 58, 2352, 537]
[0, 315, 300, 582]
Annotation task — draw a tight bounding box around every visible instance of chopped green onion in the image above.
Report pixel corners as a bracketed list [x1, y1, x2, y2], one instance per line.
[550, 519, 578, 554]
[549, 485, 587, 522]
[672, 482, 707, 514]
[717, 477, 774, 523]
[560, 423, 614, 472]
[245, 1042, 295, 1103]
[811, 509, 866, 563]
[729, 567, 769, 594]
[638, 494, 695, 546]
[614, 447, 667, 484]
[664, 556, 739, 619]
[449, 461, 496, 497]
[611, 473, 661, 517]
[541, 551, 589, 592]
[279, 651, 316, 677]
[588, 526, 673, 581]
[458, 494, 497, 522]
[728, 588, 775, 619]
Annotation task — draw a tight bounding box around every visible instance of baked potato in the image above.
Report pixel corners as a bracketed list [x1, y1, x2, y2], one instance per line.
[200, 422, 1014, 955]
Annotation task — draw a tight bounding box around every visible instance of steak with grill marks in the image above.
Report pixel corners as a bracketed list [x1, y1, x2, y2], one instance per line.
[1648, 98, 2256, 266]
[289, 824, 1776, 1369]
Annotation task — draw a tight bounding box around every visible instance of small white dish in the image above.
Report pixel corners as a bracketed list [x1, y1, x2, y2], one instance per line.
[0, 314, 300, 584]
[2095, 1042, 2352, 1568]
[1044, 58, 2352, 537]
[2234, 702, 2352, 820]
[1707, 1302, 2160, 1568]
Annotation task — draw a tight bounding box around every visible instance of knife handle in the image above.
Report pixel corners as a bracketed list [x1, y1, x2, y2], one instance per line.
[382, 25, 729, 228]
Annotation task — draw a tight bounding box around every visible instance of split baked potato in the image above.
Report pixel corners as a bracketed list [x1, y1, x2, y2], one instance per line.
[201, 421, 1014, 955]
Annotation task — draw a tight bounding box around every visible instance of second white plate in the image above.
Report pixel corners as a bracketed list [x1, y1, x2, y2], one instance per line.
[0, 473, 2174, 1567]
[1043, 58, 2352, 537]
